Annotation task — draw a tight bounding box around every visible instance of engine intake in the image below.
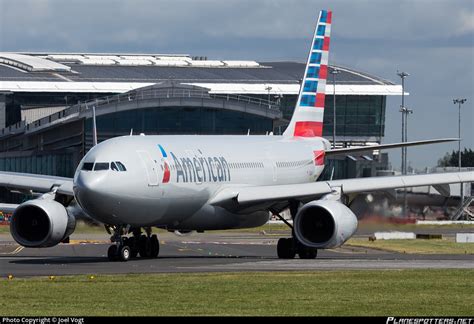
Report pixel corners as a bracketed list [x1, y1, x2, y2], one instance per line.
[294, 200, 358, 249]
[10, 198, 76, 248]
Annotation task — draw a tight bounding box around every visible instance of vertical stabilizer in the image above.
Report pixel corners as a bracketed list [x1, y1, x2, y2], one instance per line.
[283, 9, 332, 138]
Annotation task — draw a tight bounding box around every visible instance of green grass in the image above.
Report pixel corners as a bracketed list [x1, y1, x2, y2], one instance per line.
[347, 238, 474, 254]
[1, 270, 473, 316]
[0, 225, 9, 234]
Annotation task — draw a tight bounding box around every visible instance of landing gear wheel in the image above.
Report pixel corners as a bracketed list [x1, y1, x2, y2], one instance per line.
[107, 245, 118, 261]
[150, 234, 159, 258]
[139, 235, 152, 258]
[130, 246, 139, 259]
[124, 236, 138, 258]
[298, 247, 317, 259]
[119, 245, 131, 262]
[277, 238, 296, 259]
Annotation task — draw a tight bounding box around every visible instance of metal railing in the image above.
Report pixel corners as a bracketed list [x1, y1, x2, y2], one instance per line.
[0, 120, 26, 137]
[73, 88, 281, 113]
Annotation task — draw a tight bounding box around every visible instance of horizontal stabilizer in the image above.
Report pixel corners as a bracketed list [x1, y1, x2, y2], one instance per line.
[326, 138, 459, 156]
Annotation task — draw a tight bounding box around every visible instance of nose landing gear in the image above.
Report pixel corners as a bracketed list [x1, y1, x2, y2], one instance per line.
[106, 225, 160, 262]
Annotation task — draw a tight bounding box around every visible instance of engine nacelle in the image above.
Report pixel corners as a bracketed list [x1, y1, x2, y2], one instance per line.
[294, 200, 358, 249]
[10, 198, 76, 248]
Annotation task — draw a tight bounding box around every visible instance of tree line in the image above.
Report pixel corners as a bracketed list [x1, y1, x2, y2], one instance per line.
[437, 148, 474, 167]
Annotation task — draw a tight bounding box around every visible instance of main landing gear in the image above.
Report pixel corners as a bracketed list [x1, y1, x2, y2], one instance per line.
[276, 237, 317, 259]
[106, 226, 160, 262]
[273, 202, 318, 260]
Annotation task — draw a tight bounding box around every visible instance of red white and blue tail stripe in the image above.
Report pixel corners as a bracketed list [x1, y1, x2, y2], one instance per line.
[283, 10, 332, 138]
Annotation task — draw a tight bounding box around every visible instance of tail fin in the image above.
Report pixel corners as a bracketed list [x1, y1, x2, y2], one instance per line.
[283, 9, 332, 138]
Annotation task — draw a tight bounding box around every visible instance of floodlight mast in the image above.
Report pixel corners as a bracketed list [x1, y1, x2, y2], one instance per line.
[453, 98, 467, 218]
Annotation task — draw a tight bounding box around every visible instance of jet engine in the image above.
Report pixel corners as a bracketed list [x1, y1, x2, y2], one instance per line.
[293, 200, 358, 249]
[10, 196, 76, 248]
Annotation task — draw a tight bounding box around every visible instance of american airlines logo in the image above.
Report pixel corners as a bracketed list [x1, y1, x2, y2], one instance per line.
[158, 145, 231, 183]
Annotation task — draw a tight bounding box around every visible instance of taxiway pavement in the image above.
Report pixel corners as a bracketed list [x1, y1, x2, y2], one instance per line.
[1, 231, 472, 277]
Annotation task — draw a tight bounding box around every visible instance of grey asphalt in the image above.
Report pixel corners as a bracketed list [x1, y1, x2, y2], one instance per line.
[0, 231, 472, 277]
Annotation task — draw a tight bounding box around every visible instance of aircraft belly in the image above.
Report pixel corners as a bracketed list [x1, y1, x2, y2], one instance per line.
[177, 204, 270, 231]
[140, 183, 212, 227]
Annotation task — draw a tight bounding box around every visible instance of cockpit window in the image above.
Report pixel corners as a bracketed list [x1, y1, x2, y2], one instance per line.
[82, 162, 94, 171]
[94, 162, 109, 171]
[110, 161, 126, 172]
[111, 162, 119, 171]
[115, 161, 127, 171]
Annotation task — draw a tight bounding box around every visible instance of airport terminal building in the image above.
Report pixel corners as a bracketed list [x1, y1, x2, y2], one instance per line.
[0, 53, 402, 182]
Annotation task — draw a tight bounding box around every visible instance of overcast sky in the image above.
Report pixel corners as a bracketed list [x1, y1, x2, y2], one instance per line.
[0, 0, 472, 169]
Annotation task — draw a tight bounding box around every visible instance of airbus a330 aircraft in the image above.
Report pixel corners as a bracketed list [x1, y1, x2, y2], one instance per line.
[1, 10, 473, 261]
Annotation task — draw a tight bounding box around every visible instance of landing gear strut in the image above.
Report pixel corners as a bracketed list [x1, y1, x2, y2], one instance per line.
[273, 202, 318, 260]
[106, 225, 160, 262]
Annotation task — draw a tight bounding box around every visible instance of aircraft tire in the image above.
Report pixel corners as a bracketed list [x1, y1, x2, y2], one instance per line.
[119, 245, 131, 262]
[139, 235, 152, 258]
[125, 236, 138, 258]
[298, 247, 317, 259]
[277, 238, 296, 259]
[107, 245, 118, 261]
[150, 235, 159, 258]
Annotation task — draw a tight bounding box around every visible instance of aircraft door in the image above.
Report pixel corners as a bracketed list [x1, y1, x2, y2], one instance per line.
[272, 161, 277, 182]
[137, 150, 159, 186]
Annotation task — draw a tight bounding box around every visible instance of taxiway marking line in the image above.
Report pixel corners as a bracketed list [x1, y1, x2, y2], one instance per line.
[0, 246, 24, 255]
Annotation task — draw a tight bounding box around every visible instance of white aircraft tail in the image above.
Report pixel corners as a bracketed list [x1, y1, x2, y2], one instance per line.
[283, 9, 332, 138]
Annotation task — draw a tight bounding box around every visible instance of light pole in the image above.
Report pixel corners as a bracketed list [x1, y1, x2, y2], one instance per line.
[397, 71, 410, 217]
[265, 86, 272, 108]
[453, 98, 467, 218]
[402, 105, 413, 169]
[331, 68, 340, 149]
[397, 71, 409, 172]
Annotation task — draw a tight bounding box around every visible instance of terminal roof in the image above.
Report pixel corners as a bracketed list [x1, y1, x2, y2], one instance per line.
[0, 52, 400, 95]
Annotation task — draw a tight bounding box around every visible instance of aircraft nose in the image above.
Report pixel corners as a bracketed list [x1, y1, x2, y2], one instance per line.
[74, 171, 111, 221]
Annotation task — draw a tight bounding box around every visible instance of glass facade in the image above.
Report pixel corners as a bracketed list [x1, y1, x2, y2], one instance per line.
[323, 95, 385, 138]
[276, 95, 386, 139]
[0, 152, 76, 177]
[86, 107, 274, 137]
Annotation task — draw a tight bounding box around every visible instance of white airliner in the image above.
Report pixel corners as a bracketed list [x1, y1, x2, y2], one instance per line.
[1, 10, 473, 261]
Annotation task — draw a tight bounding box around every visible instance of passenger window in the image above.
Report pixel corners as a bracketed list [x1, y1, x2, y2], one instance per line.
[94, 162, 109, 171]
[111, 162, 119, 171]
[115, 162, 127, 171]
[82, 162, 94, 171]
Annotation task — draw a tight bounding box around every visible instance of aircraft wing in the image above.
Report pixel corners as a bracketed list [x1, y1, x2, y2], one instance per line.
[210, 171, 474, 210]
[0, 171, 74, 196]
[326, 138, 458, 157]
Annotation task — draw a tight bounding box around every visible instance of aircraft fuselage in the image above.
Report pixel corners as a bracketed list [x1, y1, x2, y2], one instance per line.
[73, 135, 329, 229]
